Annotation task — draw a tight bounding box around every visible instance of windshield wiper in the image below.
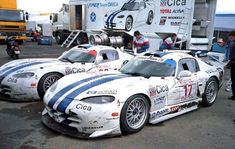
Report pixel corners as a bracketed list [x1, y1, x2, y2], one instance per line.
[124, 72, 151, 79]
[60, 57, 74, 63]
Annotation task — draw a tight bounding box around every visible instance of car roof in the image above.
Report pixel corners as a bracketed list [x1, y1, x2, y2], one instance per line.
[70, 44, 117, 53]
[143, 50, 194, 62]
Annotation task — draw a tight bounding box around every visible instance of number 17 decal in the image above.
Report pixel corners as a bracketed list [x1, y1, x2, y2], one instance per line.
[184, 84, 192, 97]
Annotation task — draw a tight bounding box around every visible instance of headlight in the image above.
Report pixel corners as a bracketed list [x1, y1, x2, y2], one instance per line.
[117, 15, 125, 18]
[81, 96, 115, 104]
[13, 72, 34, 78]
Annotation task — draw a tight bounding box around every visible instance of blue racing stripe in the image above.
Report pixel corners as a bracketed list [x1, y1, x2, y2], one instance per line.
[110, 10, 123, 25]
[48, 74, 111, 108]
[107, 10, 120, 23]
[0, 61, 32, 75]
[56, 75, 127, 113]
[1, 61, 47, 77]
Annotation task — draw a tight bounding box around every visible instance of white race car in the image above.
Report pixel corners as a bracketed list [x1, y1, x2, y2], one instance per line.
[104, 0, 155, 31]
[42, 51, 224, 138]
[0, 44, 132, 101]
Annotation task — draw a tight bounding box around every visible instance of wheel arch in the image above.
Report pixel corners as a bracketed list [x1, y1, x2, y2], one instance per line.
[37, 71, 64, 99]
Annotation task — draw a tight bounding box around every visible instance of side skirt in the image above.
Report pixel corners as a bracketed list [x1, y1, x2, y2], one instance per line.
[149, 98, 201, 124]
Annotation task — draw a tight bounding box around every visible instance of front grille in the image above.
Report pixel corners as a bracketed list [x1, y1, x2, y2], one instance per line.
[47, 107, 81, 127]
[0, 85, 11, 99]
[0, 76, 5, 84]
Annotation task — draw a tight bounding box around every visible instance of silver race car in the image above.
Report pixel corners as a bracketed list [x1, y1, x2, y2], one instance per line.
[0, 44, 132, 101]
[42, 51, 224, 138]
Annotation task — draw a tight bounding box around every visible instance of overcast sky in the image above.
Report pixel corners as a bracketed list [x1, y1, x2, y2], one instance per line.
[17, 0, 235, 14]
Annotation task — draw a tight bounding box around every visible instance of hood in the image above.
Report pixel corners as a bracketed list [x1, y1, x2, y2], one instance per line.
[44, 73, 158, 112]
[105, 9, 137, 22]
[0, 58, 61, 77]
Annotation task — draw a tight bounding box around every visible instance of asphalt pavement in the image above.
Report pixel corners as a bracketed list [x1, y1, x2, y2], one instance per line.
[0, 41, 234, 149]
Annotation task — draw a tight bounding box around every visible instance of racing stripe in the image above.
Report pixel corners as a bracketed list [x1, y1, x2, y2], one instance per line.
[1, 61, 48, 77]
[110, 10, 123, 25]
[0, 61, 31, 75]
[47, 74, 112, 108]
[106, 10, 121, 23]
[56, 75, 127, 113]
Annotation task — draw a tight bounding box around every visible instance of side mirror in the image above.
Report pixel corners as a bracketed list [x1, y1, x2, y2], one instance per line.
[122, 60, 129, 66]
[177, 70, 192, 79]
[96, 55, 103, 64]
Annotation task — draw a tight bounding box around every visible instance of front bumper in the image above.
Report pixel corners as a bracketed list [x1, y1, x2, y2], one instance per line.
[42, 104, 122, 138]
[0, 77, 40, 101]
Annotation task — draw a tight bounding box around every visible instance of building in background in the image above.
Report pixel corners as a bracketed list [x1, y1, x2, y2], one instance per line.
[214, 14, 235, 41]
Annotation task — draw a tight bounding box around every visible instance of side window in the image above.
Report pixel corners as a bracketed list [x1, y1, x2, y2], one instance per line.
[99, 50, 119, 62]
[140, 2, 145, 9]
[178, 58, 198, 74]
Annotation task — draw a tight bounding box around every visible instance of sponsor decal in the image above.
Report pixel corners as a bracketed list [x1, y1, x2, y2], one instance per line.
[65, 67, 86, 75]
[90, 12, 96, 22]
[172, 9, 184, 13]
[170, 21, 181, 26]
[76, 103, 92, 111]
[149, 85, 169, 97]
[7, 77, 17, 83]
[168, 16, 185, 19]
[151, 108, 169, 119]
[170, 105, 179, 112]
[149, 87, 157, 96]
[159, 16, 167, 25]
[160, 9, 171, 14]
[154, 96, 166, 105]
[82, 126, 103, 130]
[87, 90, 117, 95]
[87, 2, 118, 8]
[160, 0, 186, 7]
[206, 69, 217, 74]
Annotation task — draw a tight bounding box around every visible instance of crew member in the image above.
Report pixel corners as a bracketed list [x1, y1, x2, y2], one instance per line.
[133, 30, 149, 54]
[226, 30, 235, 100]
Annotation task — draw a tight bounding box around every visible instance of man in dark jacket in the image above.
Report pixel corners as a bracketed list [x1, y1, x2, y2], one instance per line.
[227, 30, 235, 100]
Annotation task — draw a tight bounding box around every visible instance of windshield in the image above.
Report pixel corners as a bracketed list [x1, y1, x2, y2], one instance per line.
[120, 58, 176, 77]
[121, 2, 140, 11]
[0, 10, 25, 22]
[59, 49, 96, 63]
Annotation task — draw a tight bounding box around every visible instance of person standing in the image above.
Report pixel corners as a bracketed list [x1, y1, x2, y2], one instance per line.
[133, 30, 149, 54]
[211, 38, 228, 53]
[226, 30, 235, 100]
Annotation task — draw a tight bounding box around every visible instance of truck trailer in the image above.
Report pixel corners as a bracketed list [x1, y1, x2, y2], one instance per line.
[60, 0, 217, 51]
[0, 0, 27, 44]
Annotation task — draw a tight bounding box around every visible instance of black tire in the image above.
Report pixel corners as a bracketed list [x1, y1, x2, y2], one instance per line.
[147, 11, 154, 24]
[125, 16, 133, 31]
[55, 32, 65, 44]
[38, 73, 63, 99]
[14, 54, 19, 59]
[17, 40, 24, 45]
[120, 94, 150, 134]
[6, 49, 14, 57]
[76, 33, 88, 45]
[202, 77, 218, 107]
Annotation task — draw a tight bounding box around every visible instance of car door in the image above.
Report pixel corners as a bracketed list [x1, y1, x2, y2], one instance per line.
[136, 2, 147, 23]
[176, 58, 198, 103]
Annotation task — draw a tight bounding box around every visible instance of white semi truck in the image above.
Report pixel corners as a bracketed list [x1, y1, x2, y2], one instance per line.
[58, 0, 217, 51]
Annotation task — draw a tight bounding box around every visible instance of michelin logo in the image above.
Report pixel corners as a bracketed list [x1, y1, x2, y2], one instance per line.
[87, 2, 118, 8]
